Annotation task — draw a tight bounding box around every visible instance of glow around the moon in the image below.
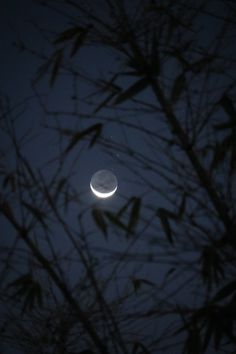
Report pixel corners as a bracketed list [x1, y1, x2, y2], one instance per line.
[90, 169, 118, 199]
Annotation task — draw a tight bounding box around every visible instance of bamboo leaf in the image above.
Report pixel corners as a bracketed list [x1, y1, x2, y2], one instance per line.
[94, 92, 117, 114]
[50, 49, 63, 87]
[191, 56, 213, 73]
[219, 94, 236, 121]
[117, 197, 135, 218]
[92, 208, 107, 238]
[126, 197, 141, 237]
[7, 274, 43, 312]
[178, 194, 186, 220]
[3, 173, 15, 192]
[212, 280, 236, 302]
[171, 73, 186, 104]
[54, 26, 84, 44]
[7, 273, 32, 289]
[65, 123, 102, 153]
[34, 57, 54, 84]
[21, 156, 38, 184]
[214, 120, 236, 130]
[150, 30, 160, 75]
[104, 211, 127, 232]
[132, 278, 142, 293]
[202, 320, 213, 351]
[88, 124, 103, 148]
[132, 277, 155, 292]
[132, 341, 151, 354]
[0, 200, 15, 222]
[230, 142, 236, 175]
[157, 208, 174, 244]
[210, 135, 232, 171]
[70, 27, 89, 57]
[114, 78, 149, 105]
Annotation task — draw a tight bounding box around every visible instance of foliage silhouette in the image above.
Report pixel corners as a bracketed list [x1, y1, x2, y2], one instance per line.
[0, 0, 236, 353]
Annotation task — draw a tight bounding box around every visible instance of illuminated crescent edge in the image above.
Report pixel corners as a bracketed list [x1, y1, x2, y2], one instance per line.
[90, 182, 117, 198]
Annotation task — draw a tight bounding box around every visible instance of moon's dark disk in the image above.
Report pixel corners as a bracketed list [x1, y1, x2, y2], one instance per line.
[90, 170, 118, 198]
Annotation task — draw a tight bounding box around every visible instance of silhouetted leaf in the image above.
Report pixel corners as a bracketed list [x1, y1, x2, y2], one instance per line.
[157, 208, 174, 244]
[150, 30, 160, 75]
[21, 156, 38, 184]
[177, 194, 186, 220]
[34, 57, 54, 84]
[171, 73, 186, 104]
[3, 173, 15, 192]
[0, 200, 15, 222]
[201, 246, 224, 291]
[50, 49, 63, 87]
[7, 273, 43, 312]
[131, 277, 155, 294]
[114, 78, 149, 105]
[92, 208, 107, 238]
[88, 124, 103, 148]
[65, 123, 102, 153]
[219, 94, 236, 122]
[202, 320, 213, 352]
[191, 56, 213, 73]
[94, 92, 117, 114]
[210, 141, 228, 171]
[54, 26, 84, 44]
[214, 95, 236, 134]
[104, 211, 127, 232]
[126, 197, 141, 237]
[70, 27, 90, 57]
[229, 142, 236, 175]
[117, 197, 136, 218]
[212, 280, 236, 302]
[214, 120, 236, 131]
[184, 327, 202, 354]
[132, 341, 151, 353]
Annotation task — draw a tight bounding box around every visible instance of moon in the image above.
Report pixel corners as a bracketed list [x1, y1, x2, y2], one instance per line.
[90, 169, 118, 199]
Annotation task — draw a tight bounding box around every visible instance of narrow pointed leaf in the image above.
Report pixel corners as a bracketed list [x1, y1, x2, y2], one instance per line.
[214, 120, 236, 130]
[94, 92, 117, 114]
[219, 94, 236, 121]
[92, 208, 107, 238]
[65, 123, 102, 153]
[126, 197, 141, 237]
[70, 28, 89, 57]
[132, 341, 151, 354]
[157, 208, 174, 244]
[7, 273, 32, 289]
[117, 197, 135, 218]
[34, 57, 54, 84]
[212, 280, 236, 302]
[50, 49, 63, 87]
[114, 78, 149, 105]
[105, 211, 127, 232]
[171, 73, 186, 104]
[178, 194, 186, 220]
[54, 26, 84, 44]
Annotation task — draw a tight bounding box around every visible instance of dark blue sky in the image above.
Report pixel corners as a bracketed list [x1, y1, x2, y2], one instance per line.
[1, 1, 236, 353]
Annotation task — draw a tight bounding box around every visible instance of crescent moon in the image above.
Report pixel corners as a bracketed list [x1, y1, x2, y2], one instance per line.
[90, 169, 118, 199]
[90, 182, 117, 199]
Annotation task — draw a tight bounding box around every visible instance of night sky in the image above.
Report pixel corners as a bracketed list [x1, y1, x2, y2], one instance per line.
[1, 1, 236, 353]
